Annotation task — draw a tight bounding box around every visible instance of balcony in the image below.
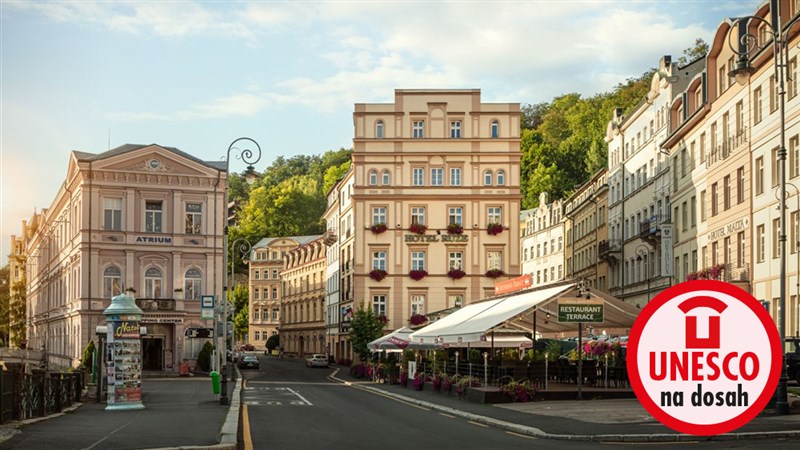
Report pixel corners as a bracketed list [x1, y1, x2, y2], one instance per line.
[135, 298, 176, 311]
[723, 263, 751, 293]
[598, 240, 620, 264]
[323, 229, 338, 245]
[639, 214, 670, 246]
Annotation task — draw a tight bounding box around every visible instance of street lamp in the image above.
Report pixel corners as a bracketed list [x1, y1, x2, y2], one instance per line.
[729, 0, 795, 414]
[220, 137, 261, 406]
[777, 182, 800, 337]
[635, 244, 652, 304]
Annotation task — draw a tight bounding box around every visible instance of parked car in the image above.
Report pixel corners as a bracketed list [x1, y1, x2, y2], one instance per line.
[240, 344, 255, 352]
[239, 355, 260, 369]
[786, 338, 800, 384]
[306, 354, 329, 368]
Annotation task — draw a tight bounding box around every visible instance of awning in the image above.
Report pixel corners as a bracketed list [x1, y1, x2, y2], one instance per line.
[367, 327, 438, 351]
[409, 282, 640, 345]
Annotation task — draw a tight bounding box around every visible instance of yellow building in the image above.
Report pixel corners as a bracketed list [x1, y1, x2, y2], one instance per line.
[280, 237, 326, 357]
[565, 168, 610, 292]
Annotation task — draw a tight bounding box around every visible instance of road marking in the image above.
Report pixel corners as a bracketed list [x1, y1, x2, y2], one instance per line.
[439, 413, 456, 418]
[506, 431, 535, 440]
[604, 442, 698, 446]
[247, 381, 339, 386]
[468, 421, 489, 428]
[286, 387, 313, 406]
[243, 403, 254, 450]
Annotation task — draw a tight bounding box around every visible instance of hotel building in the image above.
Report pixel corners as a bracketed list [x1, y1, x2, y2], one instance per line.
[524, 193, 565, 287]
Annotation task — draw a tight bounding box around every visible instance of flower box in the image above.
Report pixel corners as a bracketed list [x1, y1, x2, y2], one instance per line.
[447, 269, 466, 280]
[409, 270, 428, 281]
[409, 314, 428, 326]
[370, 223, 388, 234]
[487, 223, 504, 236]
[369, 269, 388, 281]
[485, 269, 505, 279]
[377, 314, 389, 325]
[409, 223, 427, 234]
[447, 223, 464, 235]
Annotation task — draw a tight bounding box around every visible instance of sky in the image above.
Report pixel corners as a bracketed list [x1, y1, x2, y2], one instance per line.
[0, 0, 761, 265]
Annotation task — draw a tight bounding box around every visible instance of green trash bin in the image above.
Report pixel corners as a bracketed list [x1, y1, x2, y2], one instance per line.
[211, 371, 221, 394]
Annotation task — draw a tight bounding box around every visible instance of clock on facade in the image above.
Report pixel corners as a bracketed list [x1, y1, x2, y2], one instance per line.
[148, 159, 161, 170]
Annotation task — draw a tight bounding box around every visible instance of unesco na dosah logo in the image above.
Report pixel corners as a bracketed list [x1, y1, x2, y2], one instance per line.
[627, 280, 782, 436]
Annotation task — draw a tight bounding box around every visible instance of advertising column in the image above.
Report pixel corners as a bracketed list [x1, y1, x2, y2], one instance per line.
[104, 292, 145, 411]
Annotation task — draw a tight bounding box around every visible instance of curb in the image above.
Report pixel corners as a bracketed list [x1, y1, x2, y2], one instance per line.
[327, 370, 800, 443]
[218, 368, 242, 449]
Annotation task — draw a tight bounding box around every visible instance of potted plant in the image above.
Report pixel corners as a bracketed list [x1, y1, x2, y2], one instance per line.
[370, 223, 388, 234]
[447, 268, 466, 280]
[413, 372, 425, 391]
[377, 314, 389, 325]
[369, 269, 388, 281]
[409, 223, 427, 234]
[447, 223, 464, 235]
[487, 223, 504, 236]
[709, 263, 725, 280]
[409, 314, 428, 326]
[399, 369, 409, 387]
[409, 270, 428, 281]
[485, 269, 505, 279]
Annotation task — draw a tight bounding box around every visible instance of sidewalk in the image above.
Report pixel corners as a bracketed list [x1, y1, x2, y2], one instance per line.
[0, 375, 242, 450]
[329, 367, 800, 442]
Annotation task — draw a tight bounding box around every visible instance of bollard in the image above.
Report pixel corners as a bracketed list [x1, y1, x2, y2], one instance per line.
[210, 371, 221, 394]
[545, 353, 549, 391]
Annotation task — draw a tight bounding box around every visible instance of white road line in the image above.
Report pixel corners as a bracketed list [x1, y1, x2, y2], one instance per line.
[506, 431, 535, 439]
[468, 421, 489, 428]
[439, 413, 456, 418]
[286, 387, 313, 406]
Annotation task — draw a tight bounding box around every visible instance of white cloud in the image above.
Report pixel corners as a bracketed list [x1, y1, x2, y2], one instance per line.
[110, 92, 269, 121]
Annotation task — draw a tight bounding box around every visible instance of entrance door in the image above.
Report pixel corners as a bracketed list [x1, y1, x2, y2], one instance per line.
[142, 337, 164, 371]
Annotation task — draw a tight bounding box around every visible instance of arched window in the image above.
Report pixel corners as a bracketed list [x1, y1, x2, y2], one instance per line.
[491, 120, 499, 138]
[382, 170, 390, 185]
[369, 170, 378, 186]
[497, 170, 506, 186]
[376, 120, 384, 139]
[184, 268, 202, 299]
[484, 170, 493, 186]
[145, 267, 163, 298]
[103, 265, 122, 298]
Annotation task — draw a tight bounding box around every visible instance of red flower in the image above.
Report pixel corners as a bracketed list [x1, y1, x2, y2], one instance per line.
[409, 223, 427, 234]
[487, 223, 504, 236]
[447, 269, 466, 279]
[485, 269, 505, 279]
[409, 314, 428, 326]
[409, 270, 428, 281]
[370, 223, 388, 234]
[369, 269, 388, 281]
[447, 223, 464, 235]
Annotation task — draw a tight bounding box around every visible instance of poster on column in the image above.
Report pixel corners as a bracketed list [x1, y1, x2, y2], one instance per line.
[110, 320, 143, 404]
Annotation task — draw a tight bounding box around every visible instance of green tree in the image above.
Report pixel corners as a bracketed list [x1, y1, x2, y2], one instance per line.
[228, 284, 249, 339]
[197, 341, 214, 372]
[323, 161, 351, 194]
[677, 38, 709, 66]
[0, 265, 9, 347]
[266, 334, 280, 352]
[349, 306, 385, 361]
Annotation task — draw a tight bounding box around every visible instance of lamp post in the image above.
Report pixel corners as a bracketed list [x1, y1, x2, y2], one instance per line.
[635, 244, 652, 304]
[220, 138, 261, 406]
[228, 237, 252, 385]
[777, 182, 800, 337]
[729, 0, 795, 414]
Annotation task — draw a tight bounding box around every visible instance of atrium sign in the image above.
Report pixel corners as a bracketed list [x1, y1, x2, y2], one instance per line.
[135, 235, 173, 244]
[404, 234, 468, 243]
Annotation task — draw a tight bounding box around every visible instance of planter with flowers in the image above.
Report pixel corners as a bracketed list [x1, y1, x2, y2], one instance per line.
[370, 223, 388, 234]
[447, 223, 464, 235]
[442, 374, 455, 394]
[409, 270, 428, 281]
[399, 369, 409, 387]
[447, 269, 466, 280]
[409, 314, 428, 327]
[432, 373, 443, 392]
[502, 380, 537, 402]
[485, 269, 505, 279]
[369, 269, 388, 281]
[708, 263, 725, 280]
[377, 314, 389, 325]
[409, 223, 427, 234]
[487, 223, 504, 236]
[413, 372, 425, 391]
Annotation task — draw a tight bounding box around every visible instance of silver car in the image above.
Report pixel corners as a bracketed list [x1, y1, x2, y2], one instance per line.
[306, 354, 329, 368]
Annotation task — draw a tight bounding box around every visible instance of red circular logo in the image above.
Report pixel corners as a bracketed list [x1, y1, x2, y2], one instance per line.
[627, 280, 782, 436]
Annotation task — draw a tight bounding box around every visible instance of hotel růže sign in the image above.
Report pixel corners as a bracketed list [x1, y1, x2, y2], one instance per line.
[404, 234, 468, 243]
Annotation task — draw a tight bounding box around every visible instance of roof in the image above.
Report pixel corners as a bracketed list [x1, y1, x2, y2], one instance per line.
[251, 235, 323, 252]
[73, 144, 226, 170]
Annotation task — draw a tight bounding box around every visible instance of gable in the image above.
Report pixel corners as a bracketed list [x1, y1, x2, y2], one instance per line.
[91, 145, 220, 177]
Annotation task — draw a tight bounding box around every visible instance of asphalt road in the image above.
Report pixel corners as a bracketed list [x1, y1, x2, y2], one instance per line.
[240, 356, 800, 450]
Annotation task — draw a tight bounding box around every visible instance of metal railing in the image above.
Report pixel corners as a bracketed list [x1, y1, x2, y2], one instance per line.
[1, 365, 83, 424]
[135, 298, 176, 311]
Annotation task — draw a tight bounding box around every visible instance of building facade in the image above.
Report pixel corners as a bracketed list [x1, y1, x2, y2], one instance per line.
[565, 169, 609, 292]
[7, 223, 32, 347]
[322, 178, 342, 360]
[346, 89, 522, 337]
[24, 144, 226, 371]
[280, 236, 325, 357]
[525, 193, 564, 287]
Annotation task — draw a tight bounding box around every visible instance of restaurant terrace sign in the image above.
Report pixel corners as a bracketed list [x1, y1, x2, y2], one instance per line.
[557, 298, 604, 323]
[404, 234, 468, 243]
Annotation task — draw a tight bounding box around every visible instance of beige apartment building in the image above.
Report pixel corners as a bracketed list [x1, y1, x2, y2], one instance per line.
[565, 168, 610, 292]
[24, 144, 226, 371]
[280, 237, 326, 356]
[523, 193, 565, 287]
[248, 236, 319, 347]
[341, 89, 522, 338]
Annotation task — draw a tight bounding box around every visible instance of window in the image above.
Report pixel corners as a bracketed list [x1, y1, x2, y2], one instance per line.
[413, 120, 424, 138]
[690, 195, 697, 227]
[372, 295, 386, 316]
[723, 175, 731, 210]
[411, 251, 426, 271]
[711, 183, 718, 216]
[754, 87, 763, 124]
[448, 207, 463, 225]
[254, 269, 260, 280]
[700, 132, 706, 162]
[718, 66, 726, 95]
[497, 170, 506, 186]
[487, 251, 502, 270]
[791, 58, 799, 99]
[411, 207, 426, 225]
[382, 170, 391, 185]
[185, 202, 202, 234]
[272, 308, 279, 320]
[372, 251, 386, 271]
[431, 168, 443, 186]
[272, 269, 278, 279]
[372, 207, 386, 225]
[792, 136, 800, 179]
[737, 167, 745, 203]
[411, 295, 426, 315]
[757, 224, 766, 263]
[449, 251, 463, 270]
[145, 201, 163, 233]
[773, 218, 781, 258]
[794, 211, 800, 255]
[738, 231, 746, 267]
[773, 147, 781, 188]
[104, 198, 122, 231]
[449, 294, 464, 308]
[272, 287, 278, 299]
[254, 289, 260, 300]
[412, 168, 424, 186]
[756, 156, 764, 195]
[487, 206, 502, 224]
[682, 201, 688, 232]
[736, 101, 744, 135]
[450, 120, 462, 138]
[376, 120, 384, 138]
[145, 267, 163, 298]
[103, 266, 122, 298]
[483, 170, 492, 186]
[491, 120, 499, 138]
[450, 167, 461, 186]
[771, 76, 779, 113]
